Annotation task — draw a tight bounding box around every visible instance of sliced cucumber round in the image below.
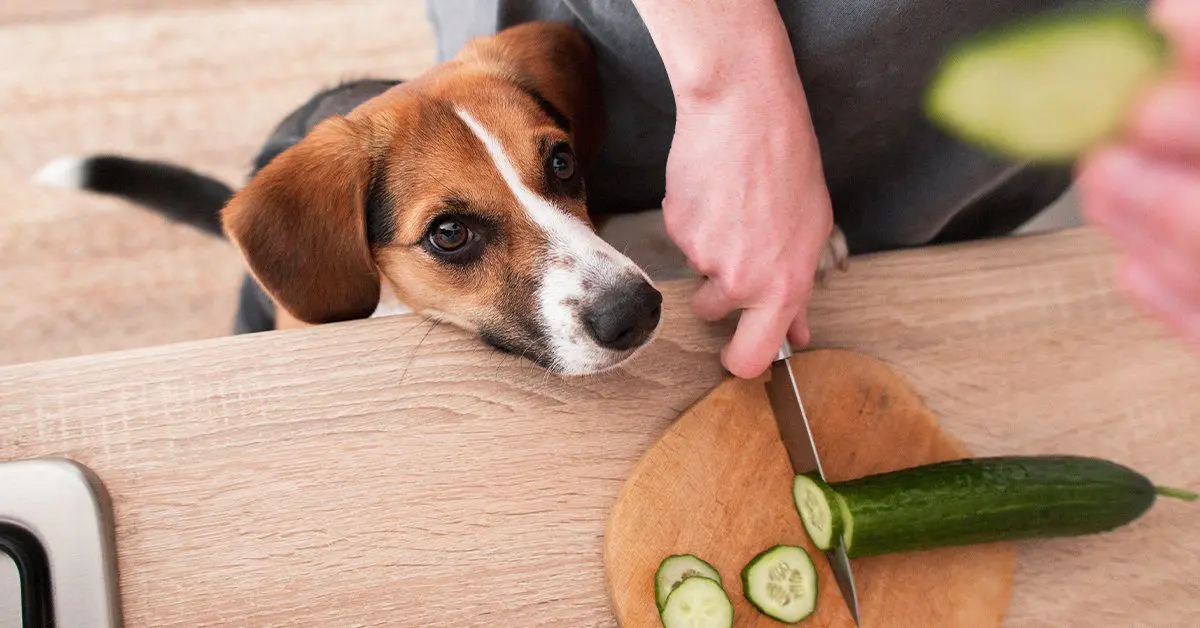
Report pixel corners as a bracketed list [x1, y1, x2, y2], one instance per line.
[659, 576, 734, 628]
[792, 473, 844, 551]
[925, 6, 1170, 162]
[654, 554, 723, 612]
[838, 492, 855, 551]
[740, 545, 818, 624]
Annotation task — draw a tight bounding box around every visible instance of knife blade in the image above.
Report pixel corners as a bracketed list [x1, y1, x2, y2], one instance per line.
[765, 342, 862, 626]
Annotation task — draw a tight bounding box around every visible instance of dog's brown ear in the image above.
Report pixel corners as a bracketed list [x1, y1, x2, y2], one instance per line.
[221, 116, 380, 325]
[462, 21, 606, 166]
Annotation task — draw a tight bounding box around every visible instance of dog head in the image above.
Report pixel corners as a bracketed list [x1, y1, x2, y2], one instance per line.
[221, 23, 662, 375]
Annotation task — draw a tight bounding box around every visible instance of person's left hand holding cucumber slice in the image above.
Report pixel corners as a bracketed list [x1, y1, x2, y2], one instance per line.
[1078, 0, 1200, 352]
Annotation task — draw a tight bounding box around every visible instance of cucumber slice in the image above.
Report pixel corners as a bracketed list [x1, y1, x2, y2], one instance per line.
[659, 576, 734, 628]
[838, 492, 855, 552]
[792, 473, 844, 551]
[654, 554, 723, 612]
[740, 545, 818, 624]
[794, 455, 1196, 559]
[925, 5, 1170, 162]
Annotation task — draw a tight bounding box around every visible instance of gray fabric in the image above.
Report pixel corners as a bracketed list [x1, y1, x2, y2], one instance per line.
[424, 0, 1142, 253]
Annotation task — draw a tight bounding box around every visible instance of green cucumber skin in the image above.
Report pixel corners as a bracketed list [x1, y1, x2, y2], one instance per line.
[739, 552, 772, 621]
[832, 456, 1160, 558]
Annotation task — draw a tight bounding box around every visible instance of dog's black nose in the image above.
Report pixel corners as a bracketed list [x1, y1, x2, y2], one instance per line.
[584, 279, 663, 351]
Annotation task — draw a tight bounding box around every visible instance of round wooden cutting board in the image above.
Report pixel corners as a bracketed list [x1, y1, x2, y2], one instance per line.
[604, 349, 1017, 627]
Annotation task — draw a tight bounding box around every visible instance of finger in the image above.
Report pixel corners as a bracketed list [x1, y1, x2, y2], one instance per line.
[1091, 188, 1200, 308]
[1117, 255, 1200, 350]
[1080, 150, 1200, 332]
[785, 276, 817, 348]
[1117, 155, 1200, 253]
[1078, 148, 1158, 250]
[814, 225, 849, 284]
[1153, 0, 1200, 76]
[722, 303, 794, 379]
[1077, 147, 1200, 255]
[691, 279, 736, 322]
[786, 314, 811, 348]
[1128, 81, 1200, 161]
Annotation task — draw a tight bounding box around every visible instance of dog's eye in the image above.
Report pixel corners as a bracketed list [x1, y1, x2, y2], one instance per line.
[429, 220, 470, 252]
[549, 149, 575, 181]
[420, 211, 491, 266]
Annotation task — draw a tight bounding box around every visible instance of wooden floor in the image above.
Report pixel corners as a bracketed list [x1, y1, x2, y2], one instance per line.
[0, 0, 436, 366]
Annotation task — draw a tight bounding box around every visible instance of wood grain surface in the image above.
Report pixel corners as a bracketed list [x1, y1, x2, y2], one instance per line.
[606, 349, 1017, 627]
[1, 228, 1197, 626]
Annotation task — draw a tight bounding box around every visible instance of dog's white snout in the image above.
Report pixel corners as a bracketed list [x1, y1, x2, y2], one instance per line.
[455, 106, 660, 374]
[537, 242, 662, 374]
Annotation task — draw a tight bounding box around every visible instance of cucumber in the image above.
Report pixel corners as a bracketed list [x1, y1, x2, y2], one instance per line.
[925, 5, 1170, 162]
[791, 473, 845, 551]
[793, 455, 1198, 558]
[659, 576, 733, 628]
[740, 545, 818, 624]
[654, 554, 722, 612]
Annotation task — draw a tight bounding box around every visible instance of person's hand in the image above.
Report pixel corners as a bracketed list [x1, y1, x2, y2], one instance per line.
[1077, 0, 1200, 350]
[662, 75, 834, 379]
[628, 0, 837, 378]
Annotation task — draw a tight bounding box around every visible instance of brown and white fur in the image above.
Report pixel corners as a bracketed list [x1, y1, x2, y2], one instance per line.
[35, 22, 848, 376]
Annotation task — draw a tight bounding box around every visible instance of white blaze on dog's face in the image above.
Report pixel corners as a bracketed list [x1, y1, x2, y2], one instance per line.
[221, 23, 662, 375]
[451, 107, 660, 373]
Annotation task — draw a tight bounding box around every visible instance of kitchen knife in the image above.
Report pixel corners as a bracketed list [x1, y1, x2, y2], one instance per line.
[765, 341, 862, 626]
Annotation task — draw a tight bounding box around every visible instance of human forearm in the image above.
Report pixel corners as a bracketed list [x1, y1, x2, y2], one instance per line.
[629, 0, 802, 108]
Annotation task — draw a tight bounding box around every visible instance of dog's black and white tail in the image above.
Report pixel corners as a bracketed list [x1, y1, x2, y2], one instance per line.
[34, 155, 234, 237]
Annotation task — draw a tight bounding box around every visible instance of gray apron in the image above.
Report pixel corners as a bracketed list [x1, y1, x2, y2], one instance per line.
[425, 0, 1137, 253]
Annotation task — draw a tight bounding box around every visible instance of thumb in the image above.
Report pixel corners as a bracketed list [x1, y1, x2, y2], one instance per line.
[722, 304, 793, 379]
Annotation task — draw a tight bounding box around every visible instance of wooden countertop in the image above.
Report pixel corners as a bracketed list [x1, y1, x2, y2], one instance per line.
[1, 228, 1197, 627]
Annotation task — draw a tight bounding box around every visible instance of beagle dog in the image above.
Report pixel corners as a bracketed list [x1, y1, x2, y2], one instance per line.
[35, 22, 848, 375]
